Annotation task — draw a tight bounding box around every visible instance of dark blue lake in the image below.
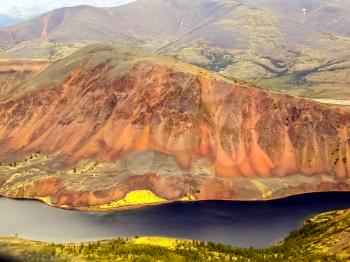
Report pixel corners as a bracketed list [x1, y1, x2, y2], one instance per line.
[0, 192, 349, 248]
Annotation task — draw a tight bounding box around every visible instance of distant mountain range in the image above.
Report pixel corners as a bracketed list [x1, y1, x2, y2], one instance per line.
[0, 15, 23, 27]
[0, 0, 135, 21]
[0, 0, 349, 100]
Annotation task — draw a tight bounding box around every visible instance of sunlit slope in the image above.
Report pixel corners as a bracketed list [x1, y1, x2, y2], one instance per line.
[283, 209, 350, 258]
[0, 209, 349, 261]
[0, 44, 349, 208]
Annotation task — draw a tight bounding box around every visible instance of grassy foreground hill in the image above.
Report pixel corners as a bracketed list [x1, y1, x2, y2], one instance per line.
[0, 209, 349, 261]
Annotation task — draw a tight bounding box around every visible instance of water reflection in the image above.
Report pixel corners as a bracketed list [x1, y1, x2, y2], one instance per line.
[0, 192, 349, 248]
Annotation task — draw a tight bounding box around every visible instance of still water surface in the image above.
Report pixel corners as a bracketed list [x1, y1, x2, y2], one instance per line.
[0, 192, 349, 248]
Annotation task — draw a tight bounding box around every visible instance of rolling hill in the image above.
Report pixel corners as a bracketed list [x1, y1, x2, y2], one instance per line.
[0, 0, 349, 100]
[0, 44, 349, 209]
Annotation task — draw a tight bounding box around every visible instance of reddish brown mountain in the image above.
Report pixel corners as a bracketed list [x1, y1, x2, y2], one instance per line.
[0, 45, 349, 208]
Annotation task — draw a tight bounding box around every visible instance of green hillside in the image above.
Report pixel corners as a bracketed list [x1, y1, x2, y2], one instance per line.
[0, 209, 349, 261]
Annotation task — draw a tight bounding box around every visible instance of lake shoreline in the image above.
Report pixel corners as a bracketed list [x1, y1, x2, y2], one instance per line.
[1, 207, 349, 262]
[0, 191, 349, 247]
[1, 189, 349, 213]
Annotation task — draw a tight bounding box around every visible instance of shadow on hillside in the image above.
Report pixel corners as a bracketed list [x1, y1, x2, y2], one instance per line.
[0, 254, 20, 262]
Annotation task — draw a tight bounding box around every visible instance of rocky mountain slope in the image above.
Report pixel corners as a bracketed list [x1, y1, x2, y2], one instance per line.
[1, 208, 349, 261]
[0, 44, 349, 209]
[0, 0, 349, 100]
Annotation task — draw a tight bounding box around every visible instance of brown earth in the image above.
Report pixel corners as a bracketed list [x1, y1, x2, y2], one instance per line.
[0, 45, 349, 208]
